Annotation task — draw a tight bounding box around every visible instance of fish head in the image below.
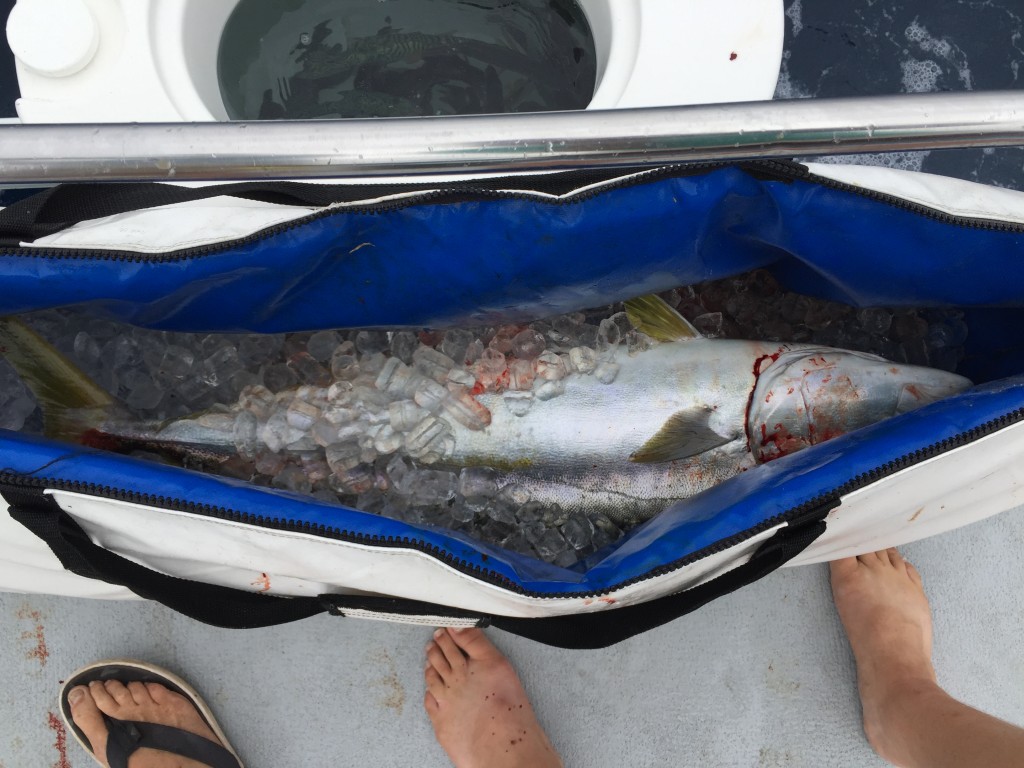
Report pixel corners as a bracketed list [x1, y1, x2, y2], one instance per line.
[746, 347, 972, 463]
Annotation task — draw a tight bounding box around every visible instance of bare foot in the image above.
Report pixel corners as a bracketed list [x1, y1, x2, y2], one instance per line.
[424, 627, 563, 768]
[68, 680, 223, 768]
[830, 549, 938, 764]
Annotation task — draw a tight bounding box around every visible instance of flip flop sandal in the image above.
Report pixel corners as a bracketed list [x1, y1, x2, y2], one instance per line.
[59, 658, 245, 768]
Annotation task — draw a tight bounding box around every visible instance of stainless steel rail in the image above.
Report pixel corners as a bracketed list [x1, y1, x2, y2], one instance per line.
[0, 92, 1023, 183]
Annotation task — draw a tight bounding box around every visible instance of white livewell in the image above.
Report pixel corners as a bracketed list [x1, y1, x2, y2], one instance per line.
[7, 0, 784, 124]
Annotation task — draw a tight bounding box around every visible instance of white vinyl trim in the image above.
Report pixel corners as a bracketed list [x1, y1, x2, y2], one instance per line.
[805, 162, 1024, 225]
[49, 490, 783, 618]
[788, 418, 1024, 565]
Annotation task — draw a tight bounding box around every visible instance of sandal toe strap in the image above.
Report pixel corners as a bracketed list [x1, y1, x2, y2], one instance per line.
[105, 716, 241, 768]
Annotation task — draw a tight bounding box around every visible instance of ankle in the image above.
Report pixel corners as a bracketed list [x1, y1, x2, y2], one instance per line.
[863, 675, 946, 765]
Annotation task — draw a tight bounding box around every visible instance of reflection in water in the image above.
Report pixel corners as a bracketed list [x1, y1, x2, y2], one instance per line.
[218, 0, 596, 120]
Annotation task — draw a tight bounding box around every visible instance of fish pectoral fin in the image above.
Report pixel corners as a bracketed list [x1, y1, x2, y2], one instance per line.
[624, 294, 701, 342]
[629, 408, 732, 463]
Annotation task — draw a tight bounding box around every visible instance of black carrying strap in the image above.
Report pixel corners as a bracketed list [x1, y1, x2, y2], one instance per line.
[6, 484, 829, 647]
[106, 718, 241, 768]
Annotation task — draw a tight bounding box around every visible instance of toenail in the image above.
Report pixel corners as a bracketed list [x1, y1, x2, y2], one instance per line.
[68, 687, 85, 705]
[433, 628, 444, 638]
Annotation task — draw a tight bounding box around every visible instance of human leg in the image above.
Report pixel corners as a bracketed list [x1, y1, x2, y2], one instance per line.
[424, 627, 563, 768]
[831, 549, 1024, 768]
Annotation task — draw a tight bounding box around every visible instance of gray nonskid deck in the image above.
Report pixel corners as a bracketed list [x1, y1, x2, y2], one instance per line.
[0, 508, 1021, 767]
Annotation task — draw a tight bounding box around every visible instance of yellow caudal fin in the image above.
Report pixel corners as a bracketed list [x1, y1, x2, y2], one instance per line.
[624, 294, 701, 342]
[0, 316, 116, 439]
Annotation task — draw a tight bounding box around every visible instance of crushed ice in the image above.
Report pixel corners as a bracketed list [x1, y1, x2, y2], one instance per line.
[6, 270, 969, 566]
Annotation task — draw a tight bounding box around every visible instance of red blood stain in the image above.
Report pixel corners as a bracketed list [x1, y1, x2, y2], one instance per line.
[598, 597, 617, 605]
[765, 391, 773, 403]
[17, 607, 48, 667]
[744, 351, 783, 451]
[729, 52, 738, 60]
[47, 712, 70, 768]
[904, 384, 922, 400]
[252, 572, 271, 593]
[583, 599, 594, 606]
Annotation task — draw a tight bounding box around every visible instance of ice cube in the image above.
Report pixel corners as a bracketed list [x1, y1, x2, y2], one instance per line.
[511, 329, 546, 360]
[389, 400, 428, 432]
[459, 466, 499, 499]
[122, 370, 163, 411]
[447, 368, 477, 387]
[286, 399, 322, 431]
[413, 346, 457, 383]
[594, 361, 620, 385]
[473, 348, 508, 392]
[330, 351, 360, 381]
[389, 331, 420, 365]
[272, 464, 312, 494]
[306, 330, 341, 362]
[355, 331, 390, 355]
[413, 379, 448, 413]
[535, 380, 566, 401]
[441, 329, 475, 365]
[442, 386, 492, 430]
[405, 416, 450, 457]
[534, 351, 567, 381]
[73, 332, 102, 367]
[508, 359, 535, 391]
[568, 347, 597, 374]
[263, 362, 299, 392]
[463, 339, 485, 365]
[325, 441, 362, 473]
[561, 515, 595, 550]
[373, 425, 403, 454]
[597, 318, 621, 350]
[232, 411, 259, 459]
[503, 390, 534, 416]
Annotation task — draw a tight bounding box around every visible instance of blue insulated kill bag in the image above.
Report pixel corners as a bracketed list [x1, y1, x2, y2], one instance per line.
[1, 160, 1023, 648]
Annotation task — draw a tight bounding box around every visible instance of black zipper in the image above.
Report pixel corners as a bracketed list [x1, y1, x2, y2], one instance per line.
[3, 404, 1022, 599]
[5, 159, 1022, 264]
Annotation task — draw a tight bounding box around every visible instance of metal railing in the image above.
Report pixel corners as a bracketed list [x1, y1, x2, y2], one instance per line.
[0, 92, 1022, 183]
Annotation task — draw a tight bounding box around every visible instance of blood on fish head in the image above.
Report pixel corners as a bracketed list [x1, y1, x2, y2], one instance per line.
[746, 348, 972, 463]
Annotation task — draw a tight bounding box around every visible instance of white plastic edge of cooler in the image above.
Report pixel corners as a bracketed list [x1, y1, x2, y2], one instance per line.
[15, 162, 1024, 254]
[0, 417, 1022, 616]
[9, 0, 782, 124]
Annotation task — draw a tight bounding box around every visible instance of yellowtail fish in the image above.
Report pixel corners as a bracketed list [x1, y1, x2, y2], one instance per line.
[0, 297, 971, 526]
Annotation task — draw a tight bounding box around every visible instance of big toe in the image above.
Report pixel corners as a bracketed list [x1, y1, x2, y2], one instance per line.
[448, 627, 503, 661]
[68, 686, 108, 764]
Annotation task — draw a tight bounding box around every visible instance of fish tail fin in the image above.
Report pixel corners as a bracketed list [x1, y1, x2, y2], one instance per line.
[0, 316, 117, 440]
[625, 294, 701, 342]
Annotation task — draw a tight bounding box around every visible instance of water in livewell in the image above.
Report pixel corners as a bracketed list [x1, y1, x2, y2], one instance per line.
[217, 0, 596, 120]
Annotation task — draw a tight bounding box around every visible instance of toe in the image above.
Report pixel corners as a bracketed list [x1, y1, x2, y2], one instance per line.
[426, 641, 452, 679]
[88, 680, 118, 715]
[829, 556, 859, 582]
[127, 681, 152, 705]
[448, 627, 503, 662]
[103, 680, 133, 707]
[433, 629, 468, 675]
[425, 665, 447, 699]
[423, 691, 440, 720]
[144, 682, 170, 703]
[886, 548, 903, 568]
[906, 561, 923, 586]
[68, 686, 108, 759]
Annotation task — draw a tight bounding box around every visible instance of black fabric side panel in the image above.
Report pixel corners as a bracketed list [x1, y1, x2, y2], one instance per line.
[6, 488, 325, 628]
[0, 169, 652, 244]
[490, 517, 828, 649]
